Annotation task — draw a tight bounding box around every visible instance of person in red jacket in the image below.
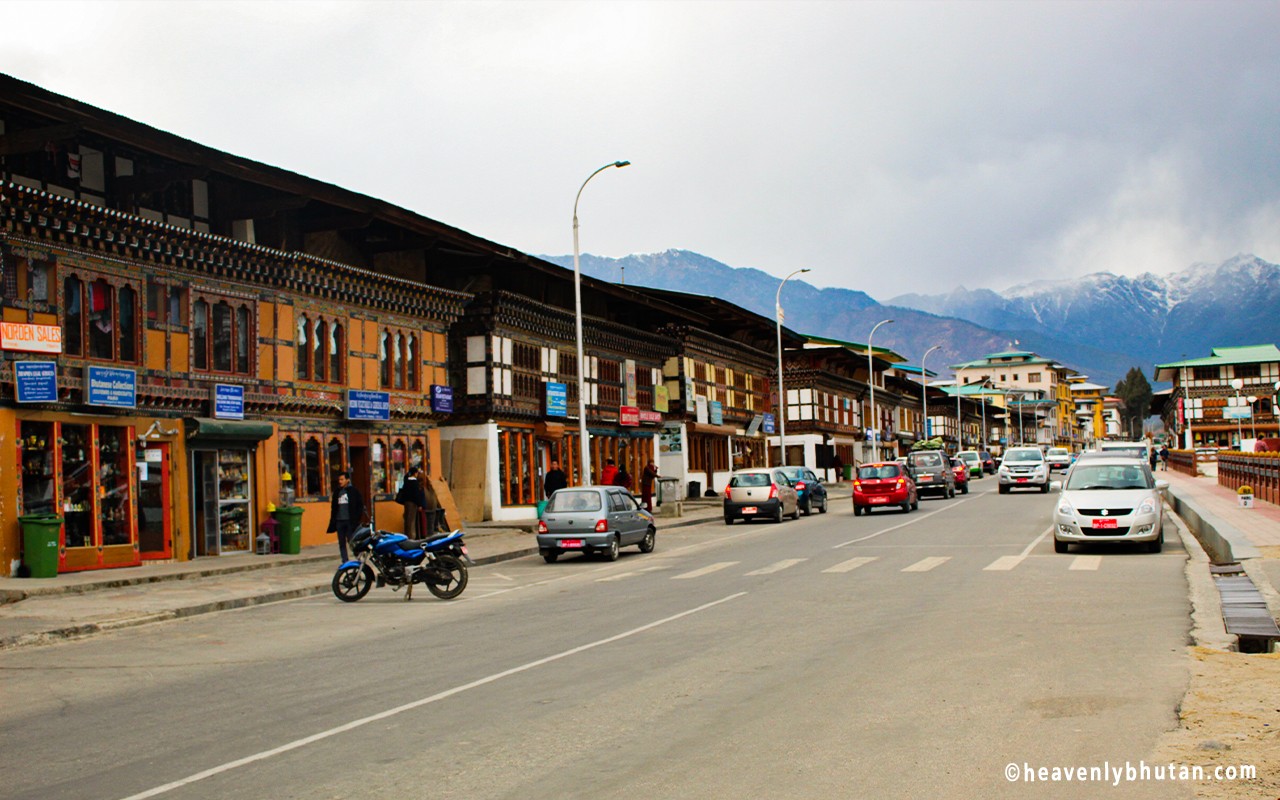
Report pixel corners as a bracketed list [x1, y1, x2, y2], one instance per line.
[599, 459, 618, 486]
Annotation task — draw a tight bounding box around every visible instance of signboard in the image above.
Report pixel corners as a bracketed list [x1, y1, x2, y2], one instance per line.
[545, 382, 567, 417]
[1223, 406, 1252, 420]
[745, 414, 763, 436]
[15, 361, 57, 403]
[659, 424, 683, 454]
[709, 400, 723, 426]
[638, 410, 663, 424]
[653, 384, 669, 413]
[212, 384, 245, 420]
[762, 413, 776, 434]
[1, 322, 62, 353]
[430, 385, 454, 414]
[624, 359, 637, 407]
[695, 396, 708, 425]
[347, 389, 391, 421]
[620, 406, 640, 427]
[86, 365, 136, 408]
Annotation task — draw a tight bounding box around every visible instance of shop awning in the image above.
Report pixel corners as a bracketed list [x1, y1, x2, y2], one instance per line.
[185, 417, 275, 443]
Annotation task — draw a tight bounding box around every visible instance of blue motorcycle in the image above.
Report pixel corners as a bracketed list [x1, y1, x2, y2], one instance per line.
[332, 526, 472, 602]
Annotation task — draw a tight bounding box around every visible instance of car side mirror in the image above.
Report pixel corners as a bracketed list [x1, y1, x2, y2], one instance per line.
[1155, 480, 1169, 491]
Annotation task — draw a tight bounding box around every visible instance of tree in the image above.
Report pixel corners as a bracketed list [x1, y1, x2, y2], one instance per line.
[1113, 367, 1153, 439]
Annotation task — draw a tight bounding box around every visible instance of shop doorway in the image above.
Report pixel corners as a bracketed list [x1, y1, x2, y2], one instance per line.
[349, 443, 373, 528]
[190, 447, 255, 556]
[137, 442, 172, 560]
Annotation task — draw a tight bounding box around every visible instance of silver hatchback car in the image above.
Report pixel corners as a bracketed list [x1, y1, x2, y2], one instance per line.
[1054, 457, 1167, 553]
[537, 486, 656, 563]
[723, 468, 800, 524]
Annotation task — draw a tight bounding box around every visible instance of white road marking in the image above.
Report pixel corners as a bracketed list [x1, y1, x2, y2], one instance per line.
[1070, 555, 1102, 571]
[672, 561, 740, 580]
[745, 558, 808, 576]
[1022, 526, 1054, 557]
[596, 566, 669, 582]
[901, 557, 951, 573]
[984, 555, 1025, 571]
[835, 496, 977, 548]
[822, 556, 878, 573]
[117, 592, 748, 800]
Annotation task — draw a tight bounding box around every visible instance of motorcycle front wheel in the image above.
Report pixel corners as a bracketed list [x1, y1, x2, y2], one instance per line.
[425, 553, 468, 600]
[332, 564, 375, 602]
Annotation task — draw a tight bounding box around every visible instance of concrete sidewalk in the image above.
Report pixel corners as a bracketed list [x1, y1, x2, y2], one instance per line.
[1, 487, 852, 650]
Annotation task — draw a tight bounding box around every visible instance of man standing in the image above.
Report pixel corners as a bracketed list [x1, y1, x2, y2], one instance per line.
[640, 459, 659, 511]
[543, 459, 568, 498]
[327, 471, 365, 561]
[396, 466, 428, 537]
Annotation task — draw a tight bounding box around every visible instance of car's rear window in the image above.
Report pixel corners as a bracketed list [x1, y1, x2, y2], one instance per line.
[730, 473, 771, 487]
[858, 465, 901, 480]
[547, 491, 603, 512]
[909, 452, 945, 467]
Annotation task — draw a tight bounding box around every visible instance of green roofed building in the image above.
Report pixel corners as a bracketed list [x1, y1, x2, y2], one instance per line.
[1153, 344, 1280, 449]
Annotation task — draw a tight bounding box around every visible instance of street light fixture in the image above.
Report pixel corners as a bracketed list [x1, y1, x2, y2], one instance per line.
[867, 319, 893, 461]
[920, 346, 941, 442]
[775, 268, 811, 467]
[1230, 377, 1244, 448]
[572, 160, 630, 484]
[955, 377, 963, 453]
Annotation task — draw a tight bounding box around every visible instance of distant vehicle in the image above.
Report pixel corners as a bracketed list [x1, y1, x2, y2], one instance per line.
[1045, 447, 1073, 471]
[998, 446, 1050, 493]
[537, 486, 656, 563]
[905, 450, 956, 499]
[1053, 456, 1167, 553]
[853, 462, 918, 515]
[956, 450, 984, 478]
[724, 468, 800, 524]
[978, 450, 997, 474]
[1095, 441, 1151, 461]
[777, 466, 829, 516]
[949, 456, 971, 495]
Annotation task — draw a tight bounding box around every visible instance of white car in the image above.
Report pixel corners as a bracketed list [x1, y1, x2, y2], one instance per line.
[997, 446, 1050, 493]
[1054, 457, 1167, 553]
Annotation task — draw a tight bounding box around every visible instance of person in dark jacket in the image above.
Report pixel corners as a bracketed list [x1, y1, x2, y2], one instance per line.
[396, 466, 429, 537]
[327, 471, 365, 561]
[543, 460, 568, 498]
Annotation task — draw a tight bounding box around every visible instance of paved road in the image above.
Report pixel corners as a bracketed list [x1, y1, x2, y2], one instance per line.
[0, 482, 1194, 799]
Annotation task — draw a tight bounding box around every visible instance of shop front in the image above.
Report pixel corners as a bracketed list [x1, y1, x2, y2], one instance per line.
[185, 418, 273, 557]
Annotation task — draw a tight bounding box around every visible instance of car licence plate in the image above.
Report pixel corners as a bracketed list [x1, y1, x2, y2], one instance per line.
[918, 474, 933, 481]
[1091, 519, 1119, 529]
[1016, 478, 1028, 483]
[741, 506, 758, 515]
[870, 497, 888, 504]
[559, 539, 584, 549]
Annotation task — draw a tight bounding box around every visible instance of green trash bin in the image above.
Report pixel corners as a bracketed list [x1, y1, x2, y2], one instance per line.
[843, 464, 854, 481]
[272, 506, 304, 555]
[19, 513, 62, 578]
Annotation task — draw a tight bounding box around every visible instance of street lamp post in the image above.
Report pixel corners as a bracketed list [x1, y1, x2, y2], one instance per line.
[572, 160, 630, 484]
[1230, 378, 1244, 448]
[775, 268, 811, 467]
[920, 346, 941, 442]
[980, 383, 988, 450]
[867, 319, 893, 461]
[955, 379, 963, 453]
[1248, 395, 1258, 439]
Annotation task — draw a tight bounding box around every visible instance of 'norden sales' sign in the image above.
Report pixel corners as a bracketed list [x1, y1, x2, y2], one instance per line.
[1, 323, 63, 354]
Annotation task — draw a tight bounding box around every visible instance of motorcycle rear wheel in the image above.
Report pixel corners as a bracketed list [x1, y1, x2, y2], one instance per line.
[332, 564, 374, 602]
[425, 554, 468, 600]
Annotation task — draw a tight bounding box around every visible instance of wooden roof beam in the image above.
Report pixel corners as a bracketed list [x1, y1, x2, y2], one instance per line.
[115, 164, 210, 195]
[0, 122, 81, 156]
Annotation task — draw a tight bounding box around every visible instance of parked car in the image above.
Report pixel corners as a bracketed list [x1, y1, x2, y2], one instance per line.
[1045, 447, 1073, 471]
[904, 450, 956, 498]
[537, 486, 656, 563]
[949, 456, 971, 494]
[852, 461, 918, 515]
[724, 468, 800, 524]
[955, 450, 984, 479]
[979, 450, 996, 474]
[1053, 456, 1167, 553]
[777, 466, 829, 515]
[998, 446, 1050, 493]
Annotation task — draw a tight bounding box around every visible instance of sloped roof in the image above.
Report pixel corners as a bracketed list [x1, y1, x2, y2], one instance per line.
[802, 334, 905, 363]
[1153, 343, 1280, 380]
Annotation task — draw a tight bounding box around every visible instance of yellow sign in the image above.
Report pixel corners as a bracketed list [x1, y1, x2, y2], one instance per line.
[654, 384, 669, 413]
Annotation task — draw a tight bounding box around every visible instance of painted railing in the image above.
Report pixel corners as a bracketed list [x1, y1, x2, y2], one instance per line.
[1167, 449, 1198, 477]
[1217, 452, 1280, 506]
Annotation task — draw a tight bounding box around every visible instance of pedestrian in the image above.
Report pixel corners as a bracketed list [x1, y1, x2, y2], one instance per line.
[395, 466, 428, 537]
[543, 459, 568, 498]
[1159, 445, 1169, 471]
[1148, 446, 1158, 472]
[832, 453, 844, 483]
[640, 459, 659, 511]
[600, 458, 618, 487]
[327, 471, 365, 562]
[613, 464, 632, 490]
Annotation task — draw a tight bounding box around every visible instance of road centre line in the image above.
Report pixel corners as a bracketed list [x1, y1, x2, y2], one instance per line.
[117, 592, 748, 800]
[745, 558, 807, 576]
[834, 496, 977, 548]
[1021, 525, 1054, 557]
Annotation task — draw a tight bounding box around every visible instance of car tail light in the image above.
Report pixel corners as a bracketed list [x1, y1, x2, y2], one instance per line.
[852, 480, 862, 489]
[768, 483, 778, 499]
[896, 478, 906, 487]
[594, 519, 609, 533]
[725, 486, 732, 499]
[795, 481, 806, 491]
[537, 520, 548, 534]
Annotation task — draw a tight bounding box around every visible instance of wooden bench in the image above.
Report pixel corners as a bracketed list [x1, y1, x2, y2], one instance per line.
[1211, 563, 1280, 653]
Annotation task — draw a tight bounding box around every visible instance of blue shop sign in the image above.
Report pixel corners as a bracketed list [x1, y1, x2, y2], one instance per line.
[709, 400, 723, 426]
[546, 382, 568, 417]
[762, 412, 776, 434]
[347, 389, 391, 421]
[431, 385, 454, 414]
[86, 365, 136, 409]
[212, 384, 245, 420]
[15, 361, 58, 403]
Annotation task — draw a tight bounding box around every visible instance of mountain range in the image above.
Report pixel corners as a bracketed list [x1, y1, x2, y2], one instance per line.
[540, 251, 1280, 390]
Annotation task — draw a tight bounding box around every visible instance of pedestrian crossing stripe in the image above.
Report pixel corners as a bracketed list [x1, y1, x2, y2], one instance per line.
[984, 555, 1025, 571]
[1069, 555, 1102, 571]
[901, 556, 951, 572]
[672, 561, 740, 580]
[745, 558, 808, 576]
[822, 556, 878, 573]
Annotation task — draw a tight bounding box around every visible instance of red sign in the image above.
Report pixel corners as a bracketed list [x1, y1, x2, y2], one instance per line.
[1, 323, 62, 354]
[620, 406, 640, 427]
[638, 410, 663, 424]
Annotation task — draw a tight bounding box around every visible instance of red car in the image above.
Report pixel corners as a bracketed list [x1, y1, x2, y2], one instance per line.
[949, 457, 971, 495]
[853, 462, 918, 515]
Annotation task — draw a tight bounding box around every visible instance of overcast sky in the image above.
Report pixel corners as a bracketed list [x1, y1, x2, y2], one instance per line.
[2, 1, 1277, 297]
